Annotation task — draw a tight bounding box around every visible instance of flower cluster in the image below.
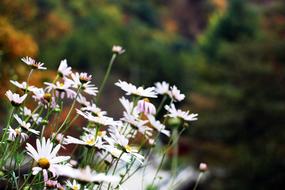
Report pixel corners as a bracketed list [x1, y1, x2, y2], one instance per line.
[1, 46, 199, 190]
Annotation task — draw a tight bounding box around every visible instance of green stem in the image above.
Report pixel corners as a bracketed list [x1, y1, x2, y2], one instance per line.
[1, 107, 15, 143]
[118, 156, 136, 185]
[150, 127, 185, 188]
[156, 95, 167, 115]
[52, 88, 80, 140]
[151, 151, 166, 188]
[19, 172, 33, 190]
[26, 69, 33, 85]
[96, 53, 117, 103]
[107, 152, 123, 190]
[193, 172, 203, 190]
[170, 128, 178, 188]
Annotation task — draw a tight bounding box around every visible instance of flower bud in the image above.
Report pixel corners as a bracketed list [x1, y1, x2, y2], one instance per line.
[199, 162, 208, 172]
[167, 117, 182, 127]
[53, 107, 61, 113]
[41, 119, 49, 125]
[137, 98, 156, 115]
[112, 45, 125, 54]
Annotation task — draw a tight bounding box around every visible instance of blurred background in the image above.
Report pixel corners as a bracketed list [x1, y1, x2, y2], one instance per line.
[0, 0, 285, 189]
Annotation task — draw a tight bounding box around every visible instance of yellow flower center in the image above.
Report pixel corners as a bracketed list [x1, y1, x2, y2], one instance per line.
[73, 185, 79, 190]
[38, 157, 50, 169]
[15, 128, 21, 135]
[31, 63, 39, 69]
[86, 138, 95, 146]
[143, 98, 150, 102]
[97, 131, 104, 137]
[125, 145, 132, 153]
[44, 93, 52, 102]
[79, 76, 89, 84]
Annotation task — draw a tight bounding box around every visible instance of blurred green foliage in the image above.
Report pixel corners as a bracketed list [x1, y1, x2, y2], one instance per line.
[189, 0, 285, 189]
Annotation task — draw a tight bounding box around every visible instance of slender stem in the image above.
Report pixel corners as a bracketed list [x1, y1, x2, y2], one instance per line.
[52, 74, 59, 84]
[170, 128, 178, 188]
[156, 95, 167, 115]
[118, 156, 137, 185]
[96, 53, 117, 103]
[19, 173, 33, 190]
[151, 151, 166, 188]
[121, 164, 147, 184]
[52, 88, 80, 140]
[27, 69, 33, 85]
[193, 172, 203, 190]
[107, 152, 123, 190]
[24, 105, 41, 123]
[150, 127, 185, 188]
[1, 107, 15, 143]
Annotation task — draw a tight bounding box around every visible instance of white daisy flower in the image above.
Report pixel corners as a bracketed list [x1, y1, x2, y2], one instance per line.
[76, 95, 91, 107]
[119, 96, 139, 116]
[121, 113, 152, 137]
[21, 56, 46, 70]
[32, 88, 57, 108]
[58, 59, 72, 77]
[136, 98, 156, 115]
[45, 81, 76, 99]
[105, 126, 144, 163]
[77, 109, 120, 126]
[112, 45, 125, 54]
[165, 104, 198, 122]
[68, 72, 98, 96]
[115, 80, 157, 98]
[10, 80, 38, 92]
[81, 103, 107, 117]
[32, 88, 51, 102]
[51, 133, 65, 145]
[64, 133, 105, 149]
[5, 90, 27, 106]
[8, 127, 28, 142]
[147, 115, 170, 137]
[14, 114, 40, 135]
[25, 137, 70, 181]
[45, 179, 64, 189]
[154, 81, 170, 95]
[57, 165, 119, 183]
[66, 179, 81, 190]
[168, 85, 185, 102]
[78, 72, 92, 83]
[21, 107, 42, 125]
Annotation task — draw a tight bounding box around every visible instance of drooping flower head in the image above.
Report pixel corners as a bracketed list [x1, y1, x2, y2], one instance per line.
[58, 59, 72, 77]
[112, 45, 125, 55]
[5, 90, 27, 106]
[32, 88, 56, 108]
[79, 72, 92, 84]
[57, 165, 120, 183]
[165, 104, 198, 122]
[14, 114, 40, 135]
[168, 85, 185, 102]
[115, 80, 157, 98]
[147, 114, 170, 137]
[10, 80, 38, 93]
[67, 72, 98, 96]
[45, 81, 76, 99]
[136, 98, 156, 115]
[21, 56, 46, 70]
[154, 81, 170, 95]
[8, 127, 28, 142]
